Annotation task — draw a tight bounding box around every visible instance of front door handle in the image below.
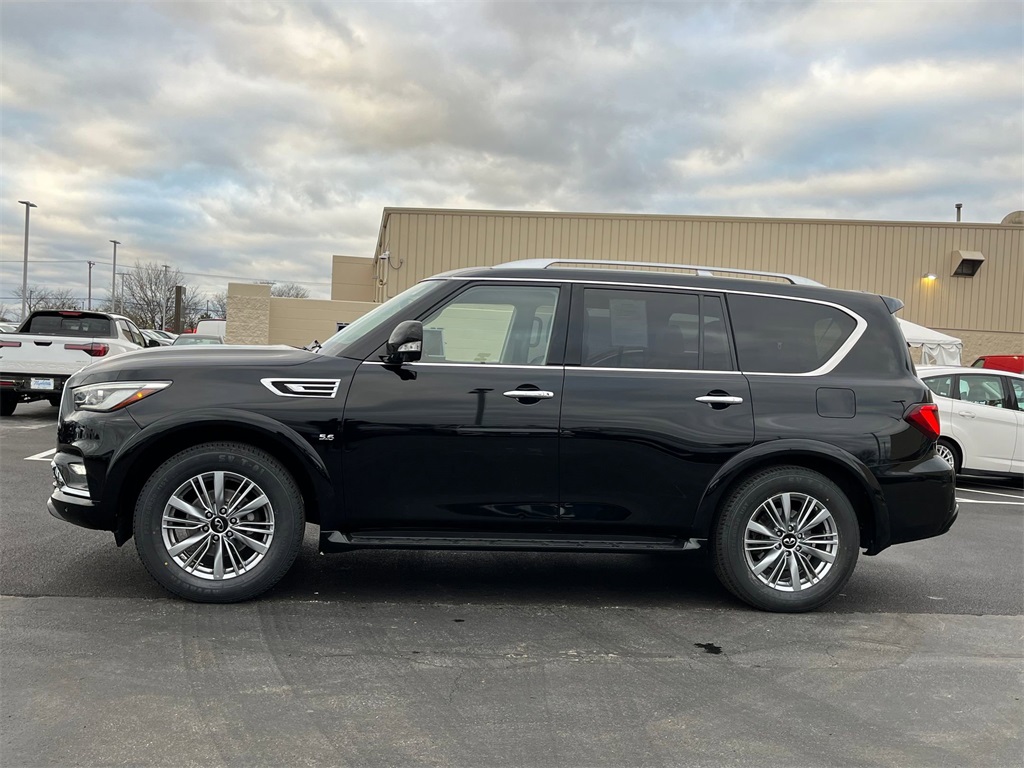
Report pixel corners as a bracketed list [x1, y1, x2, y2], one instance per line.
[503, 390, 555, 400]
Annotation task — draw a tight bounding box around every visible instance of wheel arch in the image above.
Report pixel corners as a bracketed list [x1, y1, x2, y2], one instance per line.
[693, 440, 890, 555]
[106, 409, 335, 545]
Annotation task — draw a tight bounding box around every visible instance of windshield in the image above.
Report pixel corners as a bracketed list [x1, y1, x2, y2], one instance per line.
[318, 281, 439, 357]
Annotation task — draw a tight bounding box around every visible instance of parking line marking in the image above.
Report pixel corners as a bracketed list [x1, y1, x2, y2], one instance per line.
[955, 498, 1023, 505]
[2, 422, 54, 431]
[955, 488, 1024, 500]
[24, 448, 57, 462]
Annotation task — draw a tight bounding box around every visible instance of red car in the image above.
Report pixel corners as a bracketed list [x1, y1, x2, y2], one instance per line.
[971, 355, 1024, 373]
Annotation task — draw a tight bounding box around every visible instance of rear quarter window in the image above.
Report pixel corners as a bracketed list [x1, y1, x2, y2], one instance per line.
[727, 294, 857, 374]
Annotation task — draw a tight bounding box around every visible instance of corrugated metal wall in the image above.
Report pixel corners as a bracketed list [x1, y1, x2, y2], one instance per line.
[374, 209, 1023, 334]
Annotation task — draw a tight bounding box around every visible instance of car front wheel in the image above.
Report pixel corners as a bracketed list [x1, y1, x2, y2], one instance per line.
[134, 442, 304, 603]
[712, 466, 859, 612]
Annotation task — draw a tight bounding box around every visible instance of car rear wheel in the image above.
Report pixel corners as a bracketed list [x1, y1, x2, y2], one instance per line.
[936, 439, 961, 475]
[0, 392, 16, 417]
[712, 466, 859, 612]
[134, 442, 304, 603]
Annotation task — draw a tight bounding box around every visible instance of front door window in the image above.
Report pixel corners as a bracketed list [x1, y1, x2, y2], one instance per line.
[421, 285, 559, 365]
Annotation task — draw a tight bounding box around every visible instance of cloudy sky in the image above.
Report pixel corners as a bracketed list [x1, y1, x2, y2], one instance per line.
[1, 0, 1021, 308]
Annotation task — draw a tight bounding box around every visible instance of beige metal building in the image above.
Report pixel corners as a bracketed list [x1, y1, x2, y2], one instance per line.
[229, 207, 1023, 363]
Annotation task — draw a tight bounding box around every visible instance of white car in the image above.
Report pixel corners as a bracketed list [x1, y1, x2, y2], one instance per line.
[919, 366, 1024, 478]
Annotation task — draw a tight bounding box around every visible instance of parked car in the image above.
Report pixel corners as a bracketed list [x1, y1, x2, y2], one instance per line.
[48, 260, 956, 611]
[1, 309, 155, 416]
[920, 366, 1024, 477]
[0, 322, 18, 333]
[171, 334, 224, 346]
[195, 319, 226, 337]
[971, 355, 1024, 374]
[141, 329, 173, 347]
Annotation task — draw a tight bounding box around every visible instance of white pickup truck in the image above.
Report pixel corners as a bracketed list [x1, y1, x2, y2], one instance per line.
[0, 310, 155, 416]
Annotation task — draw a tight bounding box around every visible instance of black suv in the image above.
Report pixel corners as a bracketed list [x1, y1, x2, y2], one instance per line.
[48, 260, 956, 611]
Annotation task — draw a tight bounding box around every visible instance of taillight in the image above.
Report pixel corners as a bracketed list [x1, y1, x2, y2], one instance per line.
[0, 339, 22, 348]
[905, 403, 940, 440]
[64, 342, 109, 357]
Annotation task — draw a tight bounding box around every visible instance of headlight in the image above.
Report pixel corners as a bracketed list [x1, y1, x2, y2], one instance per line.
[72, 381, 171, 412]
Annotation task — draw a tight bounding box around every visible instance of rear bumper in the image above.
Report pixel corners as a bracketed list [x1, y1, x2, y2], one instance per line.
[876, 455, 957, 550]
[1, 372, 70, 398]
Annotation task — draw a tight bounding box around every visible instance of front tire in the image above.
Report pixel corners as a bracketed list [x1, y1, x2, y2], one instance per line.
[712, 466, 859, 612]
[134, 442, 304, 603]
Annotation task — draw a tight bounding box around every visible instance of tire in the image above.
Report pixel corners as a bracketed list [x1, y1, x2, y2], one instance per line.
[47, 396, 61, 407]
[0, 393, 16, 417]
[712, 466, 859, 613]
[936, 439, 961, 475]
[133, 442, 305, 603]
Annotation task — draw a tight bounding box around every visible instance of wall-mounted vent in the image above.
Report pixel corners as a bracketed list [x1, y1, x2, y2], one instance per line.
[951, 250, 985, 277]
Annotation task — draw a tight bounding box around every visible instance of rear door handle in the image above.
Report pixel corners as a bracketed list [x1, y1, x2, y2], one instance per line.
[957, 411, 976, 419]
[503, 390, 554, 400]
[695, 395, 744, 406]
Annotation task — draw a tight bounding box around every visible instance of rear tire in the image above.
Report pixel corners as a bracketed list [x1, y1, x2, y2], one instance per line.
[47, 396, 61, 407]
[0, 393, 16, 417]
[936, 439, 961, 475]
[133, 442, 304, 603]
[712, 466, 859, 612]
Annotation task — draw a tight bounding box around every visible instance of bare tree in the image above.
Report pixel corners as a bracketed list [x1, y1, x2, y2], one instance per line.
[97, 262, 206, 330]
[0, 302, 16, 322]
[208, 291, 227, 318]
[14, 286, 83, 313]
[271, 282, 311, 299]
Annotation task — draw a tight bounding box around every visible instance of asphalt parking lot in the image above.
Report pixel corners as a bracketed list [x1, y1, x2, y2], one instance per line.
[2, 400, 1022, 767]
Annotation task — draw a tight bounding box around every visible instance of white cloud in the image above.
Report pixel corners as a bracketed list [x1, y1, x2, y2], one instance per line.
[1, 0, 1021, 308]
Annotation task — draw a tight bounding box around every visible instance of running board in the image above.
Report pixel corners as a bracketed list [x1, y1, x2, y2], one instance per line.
[321, 530, 702, 554]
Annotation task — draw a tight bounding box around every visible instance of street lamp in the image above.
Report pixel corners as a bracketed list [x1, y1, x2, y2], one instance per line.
[110, 240, 121, 312]
[161, 264, 170, 331]
[18, 201, 37, 321]
[87, 261, 96, 309]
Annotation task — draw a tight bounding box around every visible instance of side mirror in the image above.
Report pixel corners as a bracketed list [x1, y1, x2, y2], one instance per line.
[385, 321, 423, 364]
[146, 339, 161, 348]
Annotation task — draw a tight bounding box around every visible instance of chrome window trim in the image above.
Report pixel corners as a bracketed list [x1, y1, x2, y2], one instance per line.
[361, 361, 558, 371]
[440, 275, 866, 377]
[565, 367, 743, 376]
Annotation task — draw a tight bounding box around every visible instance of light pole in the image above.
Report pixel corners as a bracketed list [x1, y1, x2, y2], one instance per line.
[18, 201, 37, 321]
[87, 261, 95, 309]
[109, 240, 121, 312]
[161, 264, 170, 330]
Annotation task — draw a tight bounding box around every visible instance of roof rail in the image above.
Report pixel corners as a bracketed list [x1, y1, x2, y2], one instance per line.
[492, 258, 825, 286]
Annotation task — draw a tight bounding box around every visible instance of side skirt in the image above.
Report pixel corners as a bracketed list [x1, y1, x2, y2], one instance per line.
[320, 530, 703, 554]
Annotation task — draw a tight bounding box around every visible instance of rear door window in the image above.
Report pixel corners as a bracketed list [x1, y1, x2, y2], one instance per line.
[727, 295, 858, 374]
[579, 288, 735, 371]
[958, 374, 1008, 408]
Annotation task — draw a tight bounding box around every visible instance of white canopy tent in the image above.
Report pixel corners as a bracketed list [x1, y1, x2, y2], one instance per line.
[897, 317, 963, 366]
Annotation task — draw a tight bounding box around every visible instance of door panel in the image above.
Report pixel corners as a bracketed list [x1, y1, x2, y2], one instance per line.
[559, 286, 753, 536]
[341, 282, 567, 533]
[342, 362, 564, 531]
[953, 373, 1018, 473]
[559, 369, 753, 535]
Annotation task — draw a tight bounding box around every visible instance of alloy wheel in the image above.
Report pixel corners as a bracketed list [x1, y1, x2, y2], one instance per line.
[161, 470, 275, 580]
[743, 491, 839, 592]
